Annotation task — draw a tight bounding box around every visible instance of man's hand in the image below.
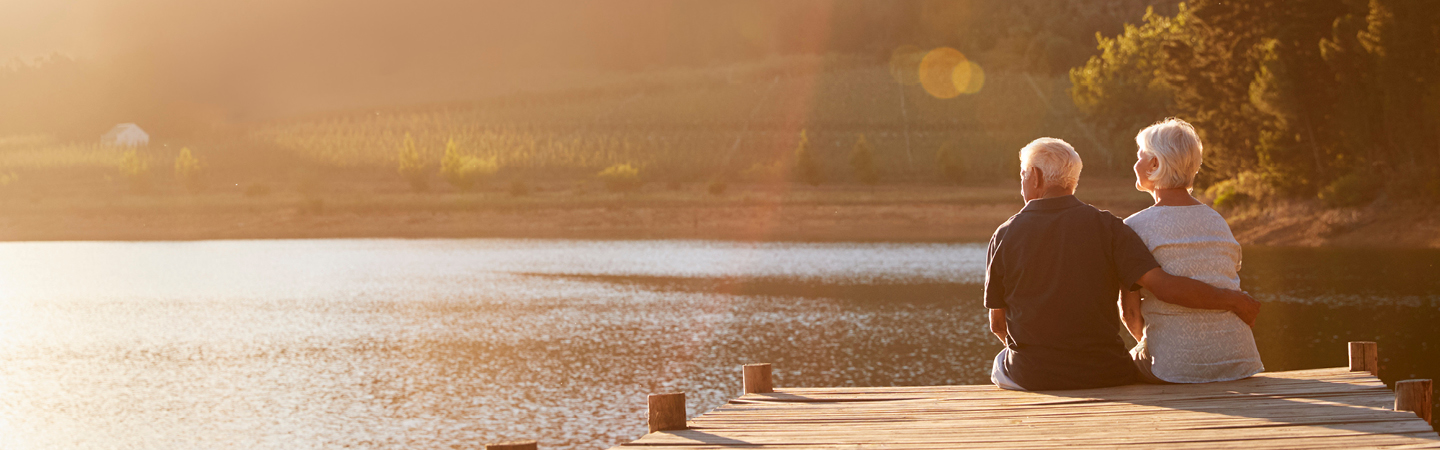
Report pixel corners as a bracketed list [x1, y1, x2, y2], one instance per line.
[989, 308, 1008, 345]
[1138, 268, 1261, 327]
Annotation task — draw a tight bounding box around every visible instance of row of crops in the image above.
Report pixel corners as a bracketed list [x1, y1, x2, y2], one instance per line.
[250, 59, 1105, 184]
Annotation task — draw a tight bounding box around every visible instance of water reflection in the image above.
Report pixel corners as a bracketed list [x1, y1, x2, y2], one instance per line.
[0, 240, 1433, 449]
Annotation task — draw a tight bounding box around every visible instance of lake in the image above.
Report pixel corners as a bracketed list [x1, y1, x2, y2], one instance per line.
[0, 239, 1434, 449]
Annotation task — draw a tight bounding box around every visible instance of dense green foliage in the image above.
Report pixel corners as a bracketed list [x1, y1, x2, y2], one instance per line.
[1072, 0, 1440, 204]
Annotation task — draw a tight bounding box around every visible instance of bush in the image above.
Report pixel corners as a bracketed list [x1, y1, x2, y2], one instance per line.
[439, 139, 499, 191]
[597, 163, 642, 192]
[1383, 167, 1440, 202]
[300, 197, 324, 214]
[397, 133, 427, 191]
[1205, 171, 1276, 210]
[741, 161, 784, 182]
[793, 129, 824, 186]
[849, 134, 879, 185]
[118, 149, 151, 193]
[935, 142, 968, 184]
[509, 179, 530, 196]
[174, 147, 202, 193]
[1318, 171, 1382, 208]
[707, 179, 727, 195]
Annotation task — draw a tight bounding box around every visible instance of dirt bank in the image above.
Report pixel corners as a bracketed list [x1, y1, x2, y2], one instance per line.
[1226, 200, 1440, 248]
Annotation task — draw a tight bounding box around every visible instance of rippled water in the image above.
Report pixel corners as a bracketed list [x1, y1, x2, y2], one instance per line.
[0, 240, 1434, 449]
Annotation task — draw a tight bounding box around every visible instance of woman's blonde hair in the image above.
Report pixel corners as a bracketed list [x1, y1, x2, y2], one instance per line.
[1136, 118, 1203, 189]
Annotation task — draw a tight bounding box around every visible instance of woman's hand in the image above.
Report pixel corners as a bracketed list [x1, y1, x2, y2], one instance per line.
[1118, 289, 1145, 342]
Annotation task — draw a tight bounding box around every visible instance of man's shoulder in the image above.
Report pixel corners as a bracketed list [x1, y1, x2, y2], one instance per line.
[991, 210, 1023, 239]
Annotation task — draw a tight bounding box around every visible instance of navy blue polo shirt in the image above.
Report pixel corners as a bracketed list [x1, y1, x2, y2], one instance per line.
[984, 195, 1159, 391]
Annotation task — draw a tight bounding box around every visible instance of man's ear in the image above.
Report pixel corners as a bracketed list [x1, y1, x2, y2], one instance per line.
[1031, 167, 1046, 190]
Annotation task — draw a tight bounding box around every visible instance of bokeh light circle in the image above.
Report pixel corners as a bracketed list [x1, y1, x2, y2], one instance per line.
[919, 47, 967, 99]
[954, 60, 986, 95]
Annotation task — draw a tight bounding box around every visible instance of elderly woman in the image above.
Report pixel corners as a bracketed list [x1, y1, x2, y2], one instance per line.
[1121, 118, 1264, 384]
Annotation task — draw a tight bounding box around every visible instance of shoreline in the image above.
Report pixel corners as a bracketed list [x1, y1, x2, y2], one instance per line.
[3, 182, 1436, 248]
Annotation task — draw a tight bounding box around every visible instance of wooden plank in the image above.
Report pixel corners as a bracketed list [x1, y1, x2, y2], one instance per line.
[612, 367, 1440, 449]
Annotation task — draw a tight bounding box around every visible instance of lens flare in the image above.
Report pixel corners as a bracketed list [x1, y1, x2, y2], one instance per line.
[919, 47, 966, 99]
[888, 45, 924, 86]
[919, 47, 985, 98]
[954, 60, 985, 95]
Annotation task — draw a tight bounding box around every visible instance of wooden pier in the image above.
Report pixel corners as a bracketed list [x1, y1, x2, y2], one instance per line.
[608, 342, 1438, 449]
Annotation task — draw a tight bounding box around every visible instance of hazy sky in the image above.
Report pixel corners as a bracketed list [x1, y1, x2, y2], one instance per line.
[2, 0, 862, 119]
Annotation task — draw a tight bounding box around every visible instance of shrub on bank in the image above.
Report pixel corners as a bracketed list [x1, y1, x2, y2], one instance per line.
[935, 142, 968, 184]
[598, 163, 642, 192]
[1318, 171, 1382, 208]
[174, 147, 202, 193]
[439, 139, 499, 191]
[397, 133, 427, 192]
[741, 161, 785, 183]
[118, 149, 151, 193]
[793, 130, 824, 186]
[509, 179, 530, 196]
[1205, 171, 1275, 210]
[849, 134, 879, 185]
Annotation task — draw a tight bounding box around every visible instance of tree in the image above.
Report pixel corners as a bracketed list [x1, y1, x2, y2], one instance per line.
[849, 134, 879, 185]
[935, 142, 969, 184]
[174, 147, 202, 193]
[1068, 7, 1185, 171]
[397, 133, 427, 192]
[793, 129, 824, 186]
[118, 148, 150, 193]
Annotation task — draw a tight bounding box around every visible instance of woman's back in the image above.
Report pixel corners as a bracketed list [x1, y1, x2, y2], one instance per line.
[1124, 205, 1263, 383]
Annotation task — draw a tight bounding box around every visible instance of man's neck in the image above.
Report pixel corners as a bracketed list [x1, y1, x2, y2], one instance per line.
[1031, 188, 1075, 202]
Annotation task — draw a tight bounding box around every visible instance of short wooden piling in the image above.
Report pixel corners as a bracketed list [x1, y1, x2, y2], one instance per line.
[612, 342, 1440, 449]
[1349, 341, 1378, 376]
[647, 392, 687, 433]
[486, 440, 537, 450]
[743, 363, 773, 394]
[1396, 379, 1433, 425]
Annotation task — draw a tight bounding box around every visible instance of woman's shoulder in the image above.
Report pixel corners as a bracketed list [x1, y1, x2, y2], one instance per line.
[1125, 204, 1232, 235]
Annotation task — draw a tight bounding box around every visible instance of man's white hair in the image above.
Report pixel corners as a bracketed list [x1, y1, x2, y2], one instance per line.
[1020, 137, 1082, 190]
[1136, 118, 1203, 189]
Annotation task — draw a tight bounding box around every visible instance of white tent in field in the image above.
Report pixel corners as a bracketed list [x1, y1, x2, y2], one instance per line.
[101, 123, 149, 147]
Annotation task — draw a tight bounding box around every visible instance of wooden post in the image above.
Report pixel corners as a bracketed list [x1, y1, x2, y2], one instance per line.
[743, 363, 774, 394]
[647, 392, 687, 433]
[1348, 341, 1378, 376]
[486, 440, 537, 450]
[1395, 379, 1433, 425]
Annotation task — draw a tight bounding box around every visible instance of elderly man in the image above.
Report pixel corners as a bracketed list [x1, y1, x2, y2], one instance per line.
[986, 138, 1260, 391]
